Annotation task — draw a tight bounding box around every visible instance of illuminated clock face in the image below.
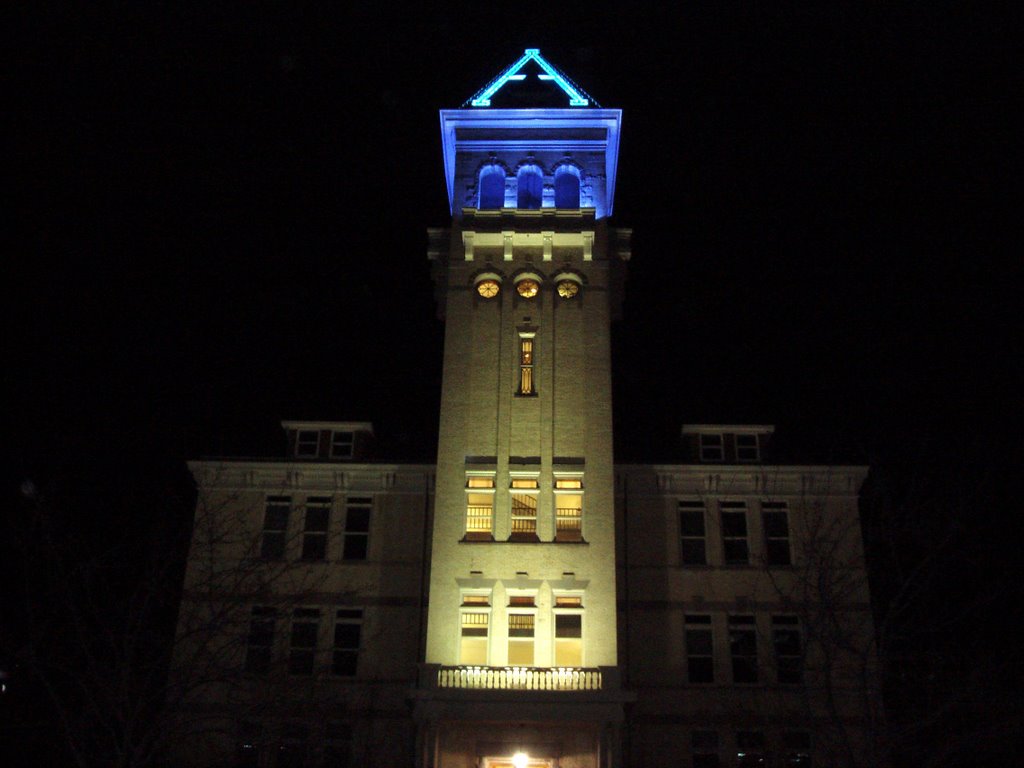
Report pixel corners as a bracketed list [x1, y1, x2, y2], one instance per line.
[516, 279, 540, 298]
[476, 279, 500, 298]
[557, 280, 579, 299]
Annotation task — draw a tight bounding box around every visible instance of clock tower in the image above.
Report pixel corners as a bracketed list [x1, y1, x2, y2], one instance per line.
[414, 49, 632, 768]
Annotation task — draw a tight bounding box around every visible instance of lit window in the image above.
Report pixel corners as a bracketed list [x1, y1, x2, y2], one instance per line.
[296, 429, 320, 458]
[554, 475, 584, 542]
[479, 165, 506, 209]
[782, 731, 812, 766]
[460, 612, 489, 665]
[692, 730, 720, 768]
[301, 497, 331, 561]
[342, 497, 371, 560]
[685, 614, 714, 683]
[517, 164, 543, 209]
[330, 430, 354, 459]
[244, 606, 276, 674]
[773, 616, 803, 684]
[721, 501, 750, 565]
[510, 475, 539, 540]
[736, 731, 766, 767]
[729, 616, 758, 683]
[462, 594, 491, 606]
[507, 613, 535, 665]
[556, 279, 580, 299]
[762, 501, 792, 566]
[476, 278, 500, 298]
[516, 278, 540, 298]
[554, 613, 582, 666]
[554, 166, 581, 208]
[554, 595, 582, 608]
[699, 433, 724, 462]
[466, 474, 495, 540]
[518, 335, 536, 395]
[679, 499, 707, 565]
[288, 608, 320, 675]
[508, 594, 536, 607]
[735, 433, 760, 462]
[261, 496, 291, 560]
[332, 609, 362, 676]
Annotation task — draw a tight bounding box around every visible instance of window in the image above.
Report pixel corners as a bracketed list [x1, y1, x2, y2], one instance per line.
[516, 165, 543, 209]
[554, 166, 581, 208]
[679, 499, 707, 565]
[699, 433, 724, 462]
[518, 334, 535, 395]
[721, 501, 750, 565]
[342, 497, 371, 560]
[736, 433, 760, 462]
[509, 476, 539, 540]
[685, 614, 714, 683]
[736, 731, 766, 767]
[330, 430, 354, 459]
[245, 606, 276, 674]
[301, 497, 331, 561]
[782, 732, 812, 766]
[507, 613, 535, 665]
[554, 613, 582, 666]
[332, 609, 362, 676]
[466, 474, 495, 540]
[236, 721, 262, 768]
[324, 723, 353, 768]
[555, 475, 584, 542]
[288, 608, 320, 675]
[460, 612, 489, 665]
[296, 430, 320, 458]
[729, 616, 758, 683]
[692, 730, 720, 768]
[773, 616, 803, 684]
[261, 496, 291, 559]
[762, 501, 792, 566]
[479, 165, 505, 209]
[277, 723, 308, 768]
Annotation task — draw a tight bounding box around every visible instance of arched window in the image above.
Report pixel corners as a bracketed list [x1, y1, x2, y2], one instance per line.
[478, 166, 506, 209]
[554, 166, 581, 208]
[516, 165, 543, 210]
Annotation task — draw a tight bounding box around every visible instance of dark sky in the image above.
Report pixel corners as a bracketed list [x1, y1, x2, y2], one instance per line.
[10, 5, 1017, 474]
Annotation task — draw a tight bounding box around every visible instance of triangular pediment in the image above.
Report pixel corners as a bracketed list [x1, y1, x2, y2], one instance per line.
[467, 49, 597, 108]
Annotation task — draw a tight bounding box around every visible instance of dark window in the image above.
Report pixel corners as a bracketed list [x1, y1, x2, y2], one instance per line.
[324, 723, 353, 768]
[288, 608, 320, 675]
[330, 430, 354, 459]
[245, 607, 276, 674]
[782, 731, 812, 766]
[729, 615, 758, 683]
[721, 502, 750, 564]
[517, 165, 543, 209]
[736, 731, 766, 767]
[762, 502, 792, 566]
[260, 496, 291, 559]
[343, 498, 372, 560]
[554, 167, 580, 208]
[679, 499, 707, 565]
[301, 497, 331, 561]
[685, 614, 714, 683]
[692, 730, 720, 768]
[277, 723, 308, 768]
[333, 609, 363, 676]
[235, 721, 262, 768]
[773, 616, 803, 684]
[735, 433, 760, 462]
[296, 430, 320, 457]
[700, 433, 724, 461]
[479, 165, 505, 209]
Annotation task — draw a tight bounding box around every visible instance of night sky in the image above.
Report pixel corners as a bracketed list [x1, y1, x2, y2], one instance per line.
[10, 6, 1016, 472]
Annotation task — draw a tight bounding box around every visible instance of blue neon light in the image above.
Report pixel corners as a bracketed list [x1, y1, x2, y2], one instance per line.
[471, 49, 589, 107]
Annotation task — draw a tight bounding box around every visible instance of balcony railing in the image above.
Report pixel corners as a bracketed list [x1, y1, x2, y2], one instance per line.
[435, 665, 602, 691]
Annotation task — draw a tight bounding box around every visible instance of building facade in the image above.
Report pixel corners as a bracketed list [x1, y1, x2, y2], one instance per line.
[173, 51, 879, 768]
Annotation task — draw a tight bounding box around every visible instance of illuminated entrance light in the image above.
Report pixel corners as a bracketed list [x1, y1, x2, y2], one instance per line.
[512, 752, 530, 768]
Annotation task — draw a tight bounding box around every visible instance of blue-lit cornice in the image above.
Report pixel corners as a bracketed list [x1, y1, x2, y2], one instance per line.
[438, 108, 623, 219]
[468, 48, 595, 108]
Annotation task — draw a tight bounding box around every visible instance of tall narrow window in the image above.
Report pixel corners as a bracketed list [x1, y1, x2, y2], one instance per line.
[554, 613, 582, 666]
[245, 606, 277, 674]
[507, 614, 535, 665]
[330, 430, 354, 459]
[509, 476, 539, 540]
[479, 165, 505, 209]
[729, 615, 758, 683]
[679, 499, 707, 565]
[685, 614, 714, 683]
[518, 335, 535, 395]
[324, 723, 352, 768]
[332, 609, 362, 676]
[466, 474, 495, 540]
[699, 433, 724, 462]
[516, 165, 543, 209]
[554, 166, 581, 208]
[721, 501, 750, 565]
[261, 496, 291, 560]
[301, 496, 331, 561]
[236, 721, 262, 768]
[736, 731, 766, 767]
[554, 476, 583, 542]
[288, 608, 320, 675]
[460, 612, 489, 665]
[296, 429, 320, 457]
[773, 616, 803, 684]
[691, 730, 720, 768]
[278, 724, 308, 768]
[762, 501, 792, 566]
[342, 497, 371, 560]
[782, 732, 812, 766]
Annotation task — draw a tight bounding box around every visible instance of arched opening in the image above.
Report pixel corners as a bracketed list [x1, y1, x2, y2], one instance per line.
[479, 166, 506, 209]
[516, 165, 543, 209]
[554, 166, 581, 208]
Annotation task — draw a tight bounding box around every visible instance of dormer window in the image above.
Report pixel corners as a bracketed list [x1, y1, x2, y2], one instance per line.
[554, 165, 581, 208]
[296, 430, 320, 458]
[516, 165, 543, 209]
[736, 433, 760, 462]
[478, 165, 506, 209]
[331, 431, 354, 459]
[699, 433, 724, 462]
